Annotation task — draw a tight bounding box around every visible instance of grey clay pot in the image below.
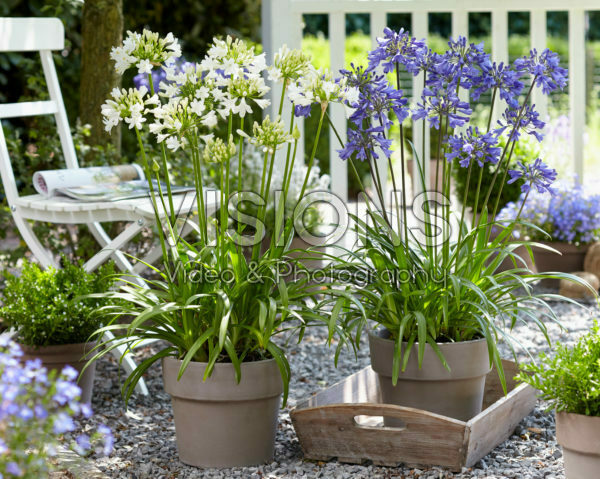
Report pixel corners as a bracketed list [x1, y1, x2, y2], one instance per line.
[21, 342, 96, 404]
[368, 330, 491, 424]
[162, 356, 283, 468]
[556, 411, 600, 479]
[533, 242, 589, 288]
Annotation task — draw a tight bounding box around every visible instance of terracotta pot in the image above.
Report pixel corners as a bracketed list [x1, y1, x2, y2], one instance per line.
[556, 411, 600, 479]
[162, 356, 283, 468]
[20, 342, 96, 404]
[533, 242, 589, 288]
[368, 330, 491, 423]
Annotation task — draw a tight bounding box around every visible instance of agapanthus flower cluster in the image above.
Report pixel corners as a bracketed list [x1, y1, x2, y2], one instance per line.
[367, 27, 427, 75]
[500, 104, 546, 142]
[203, 135, 237, 164]
[341, 64, 409, 128]
[101, 86, 159, 133]
[499, 181, 600, 244]
[0, 337, 113, 477]
[239, 115, 294, 154]
[445, 127, 502, 168]
[110, 30, 181, 75]
[428, 37, 491, 91]
[508, 158, 557, 194]
[288, 67, 359, 116]
[515, 48, 568, 95]
[268, 45, 313, 83]
[412, 85, 472, 129]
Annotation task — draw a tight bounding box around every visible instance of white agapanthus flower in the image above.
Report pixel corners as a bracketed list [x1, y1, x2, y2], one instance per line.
[110, 29, 181, 75]
[268, 45, 313, 83]
[238, 115, 293, 154]
[287, 66, 359, 111]
[101, 86, 159, 133]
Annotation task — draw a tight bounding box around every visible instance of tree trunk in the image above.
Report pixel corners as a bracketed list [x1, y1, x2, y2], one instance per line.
[79, 0, 123, 152]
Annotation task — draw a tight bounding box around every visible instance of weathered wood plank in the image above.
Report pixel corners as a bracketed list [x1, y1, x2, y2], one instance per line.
[292, 403, 467, 470]
[291, 361, 535, 471]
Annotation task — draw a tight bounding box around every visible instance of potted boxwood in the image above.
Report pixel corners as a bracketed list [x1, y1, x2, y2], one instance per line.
[88, 32, 356, 467]
[517, 324, 600, 479]
[0, 258, 115, 403]
[324, 31, 591, 422]
[498, 180, 600, 287]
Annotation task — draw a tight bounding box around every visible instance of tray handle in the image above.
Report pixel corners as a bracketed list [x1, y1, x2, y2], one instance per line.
[319, 402, 464, 433]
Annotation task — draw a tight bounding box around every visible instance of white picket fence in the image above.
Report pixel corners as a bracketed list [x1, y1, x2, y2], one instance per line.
[262, 0, 597, 201]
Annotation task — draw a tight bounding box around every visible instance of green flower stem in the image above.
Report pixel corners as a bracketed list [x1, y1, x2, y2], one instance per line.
[236, 116, 245, 239]
[297, 106, 326, 201]
[251, 149, 271, 261]
[479, 77, 537, 225]
[470, 87, 498, 227]
[148, 72, 175, 224]
[135, 127, 168, 266]
[190, 130, 208, 244]
[273, 109, 296, 251]
[395, 61, 410, 248]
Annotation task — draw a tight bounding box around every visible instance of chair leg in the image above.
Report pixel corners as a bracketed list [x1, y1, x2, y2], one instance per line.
[12, 213, 58, 268]
[102, 330, 149, 396]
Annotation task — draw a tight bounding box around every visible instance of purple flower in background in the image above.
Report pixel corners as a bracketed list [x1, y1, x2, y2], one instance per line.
[97, 424, 114, 456]
[445, 127, 502, 167]
[499, 181, 600, 244]
[53, 411, 76, 434]
[294, 104, 312, 118]
[514, 48, 568, 95]
[338, 125, 392, 162]
[508, 158, 557, 194]
[367, 27, 427, 74]
[500, 104, 545, 142]
[133, 57, 194, 93]
[6, 462, 22, 476]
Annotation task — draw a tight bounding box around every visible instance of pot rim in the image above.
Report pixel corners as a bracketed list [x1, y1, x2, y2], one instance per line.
[368, 329, 491, 380]
[555, 410, 600, 455]
[162, 356, 284, 401]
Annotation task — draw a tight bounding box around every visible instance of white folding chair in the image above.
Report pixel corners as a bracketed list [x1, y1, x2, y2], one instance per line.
[0, 17, 215, 395]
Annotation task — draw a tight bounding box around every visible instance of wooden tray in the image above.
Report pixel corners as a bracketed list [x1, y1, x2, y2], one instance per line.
[290, 360, 536, 471]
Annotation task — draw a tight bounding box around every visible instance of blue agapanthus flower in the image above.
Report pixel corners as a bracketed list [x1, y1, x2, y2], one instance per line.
[471, 62, 525, 108]
[500, 104, 545, 142]
[338, 125, 393, 162]
[367, 27, 427, 75]
[507, 158, 557, 194]
[413, 85, 472, 129]
[341, 64, 409, 129]
[445, 127, 502, 167]
[428, 36, 491, 90]
[514, 48, 568, 95]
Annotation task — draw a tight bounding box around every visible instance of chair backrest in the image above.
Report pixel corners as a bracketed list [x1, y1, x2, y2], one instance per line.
[0, 17, 79, 205]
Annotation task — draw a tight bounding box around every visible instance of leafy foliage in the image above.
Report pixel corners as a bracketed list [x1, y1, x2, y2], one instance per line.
[517, 324, 600, 416]
[0, 258, 115, 346]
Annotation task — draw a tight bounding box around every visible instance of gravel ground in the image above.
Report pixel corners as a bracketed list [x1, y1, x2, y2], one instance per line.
[77, 291, 598, 479]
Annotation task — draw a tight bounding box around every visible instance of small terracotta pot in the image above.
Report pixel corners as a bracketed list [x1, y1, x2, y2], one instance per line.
[20, 342, 96, 404]
[533, 242, 589, 288]
[556, 411, 600, 479]
[162, 356, 283, 468]
[368, 330, 491, 423]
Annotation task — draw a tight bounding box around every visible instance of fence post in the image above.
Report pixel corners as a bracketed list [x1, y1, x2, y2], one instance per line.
[569, 9, 586, 181]
[261, 0, 304, 171]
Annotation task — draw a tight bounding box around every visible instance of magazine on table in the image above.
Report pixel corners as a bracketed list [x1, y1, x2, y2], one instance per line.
[32, 165, 194, 202]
